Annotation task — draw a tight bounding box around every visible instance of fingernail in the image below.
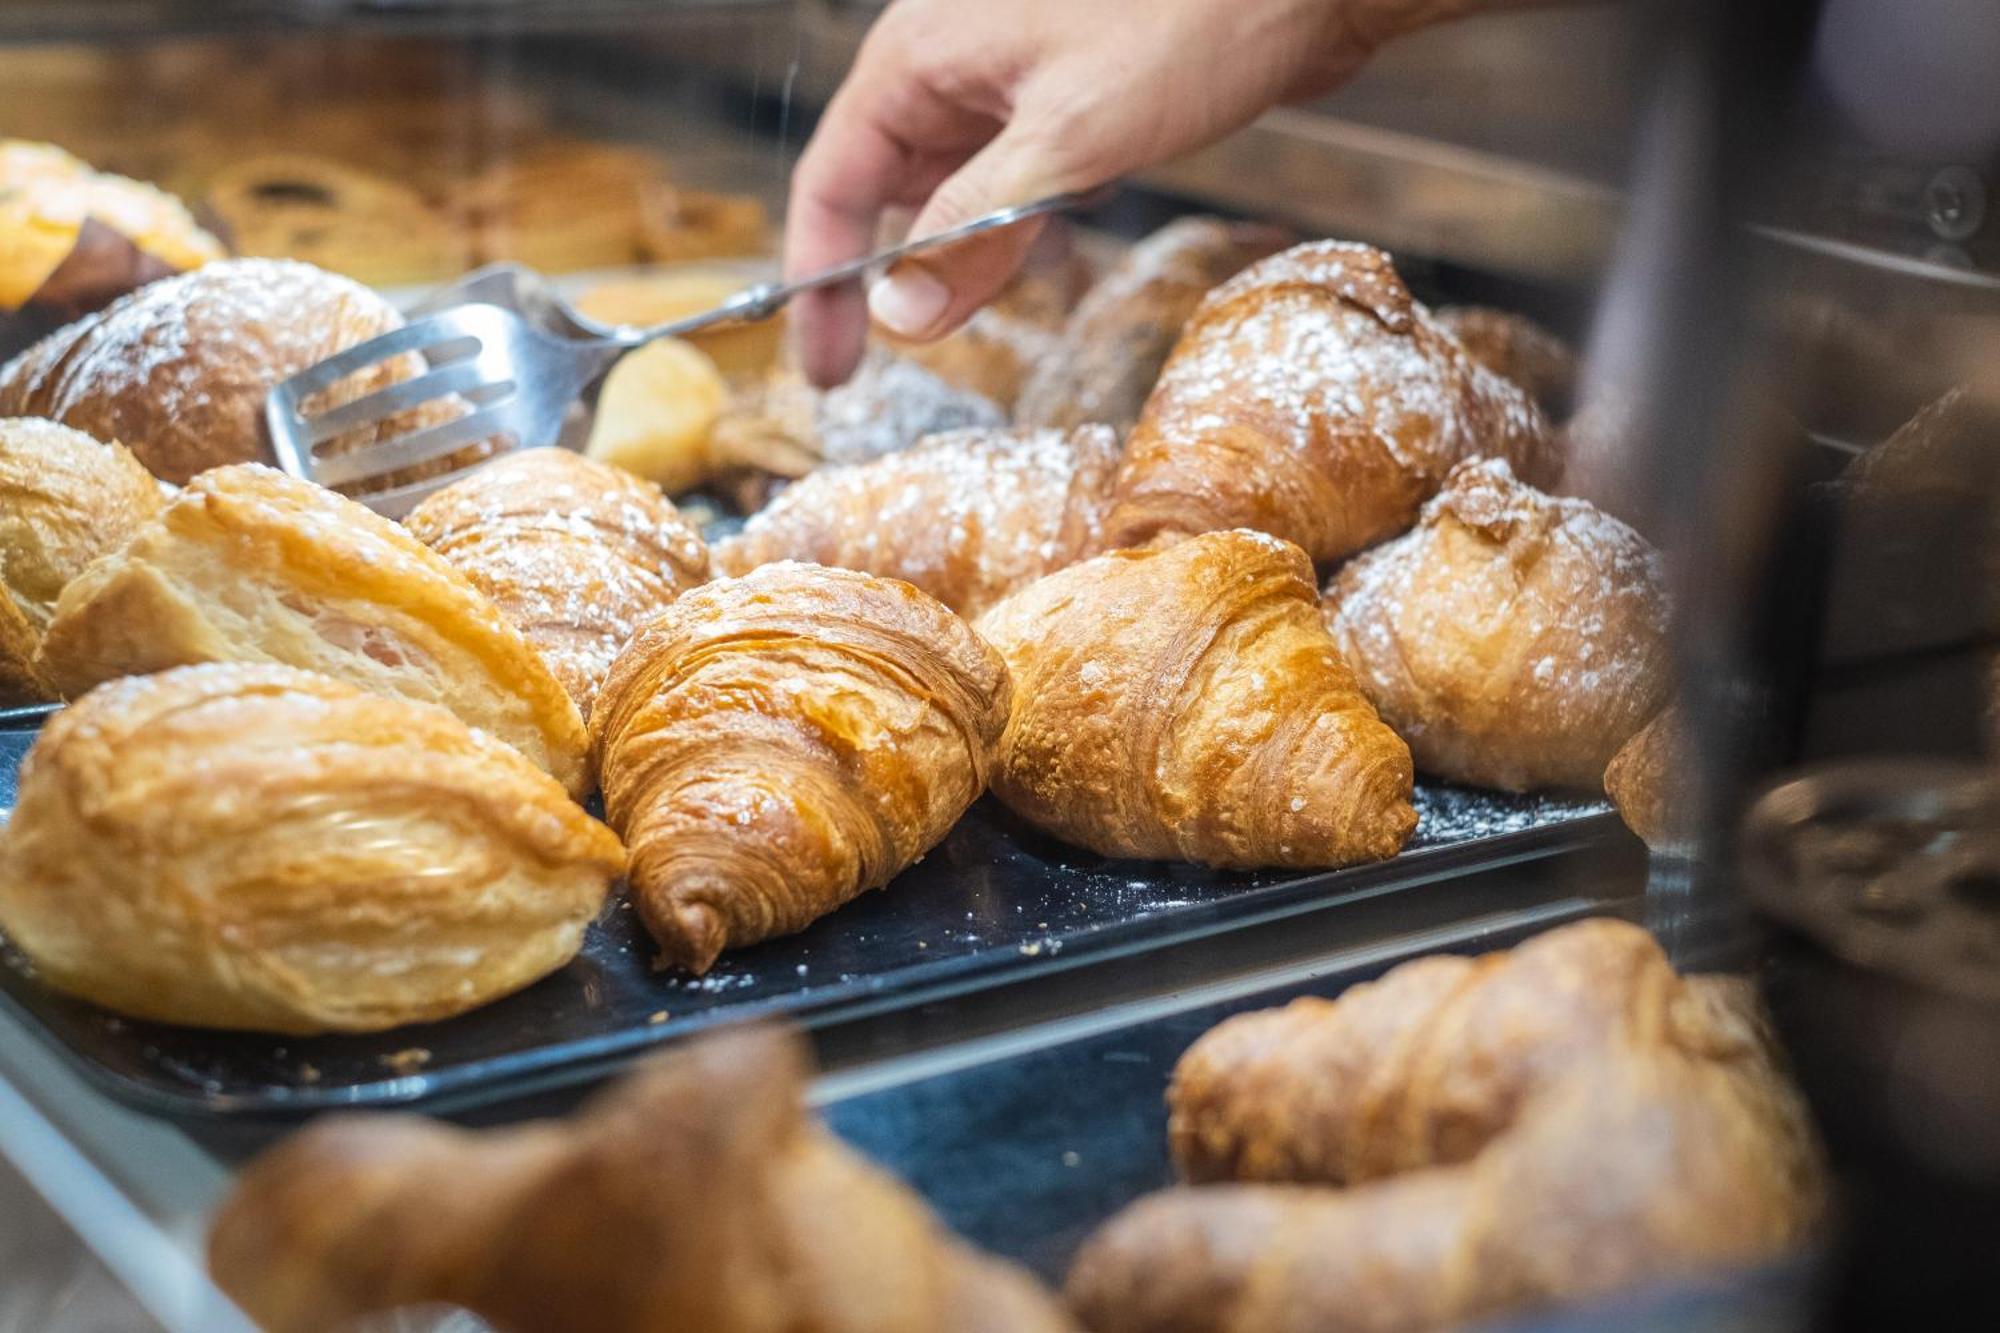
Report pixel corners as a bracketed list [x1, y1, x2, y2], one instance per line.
[868, 268, 950, 338]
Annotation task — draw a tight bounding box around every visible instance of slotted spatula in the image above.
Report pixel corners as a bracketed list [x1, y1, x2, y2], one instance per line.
[266, 188, 1101, 517]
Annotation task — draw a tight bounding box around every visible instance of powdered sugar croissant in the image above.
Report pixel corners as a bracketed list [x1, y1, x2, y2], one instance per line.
[591, 562, 1010, 972]
[1103, 241, 1557, 564]
[974, 528, 1415, 868]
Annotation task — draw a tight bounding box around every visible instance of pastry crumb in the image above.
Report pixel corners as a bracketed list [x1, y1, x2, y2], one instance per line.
[378, 1047, 431, 1074]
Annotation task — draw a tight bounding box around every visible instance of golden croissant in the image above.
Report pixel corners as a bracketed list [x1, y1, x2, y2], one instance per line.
[715, 425, 1121, 619]
[33, 462, 591, 795]
[0, 663, 622, 1033]
[974, 528, 1415, 867]
[1067, 919, 1824, 1333]
[1102, 241, 1557, 564]
[210, 1026, 1079, 1333]
[404, 447, 711, 718]
[591, 561, 1011, 972]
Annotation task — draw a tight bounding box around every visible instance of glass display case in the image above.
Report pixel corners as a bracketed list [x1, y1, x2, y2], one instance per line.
[0, 1, 1994, 1330]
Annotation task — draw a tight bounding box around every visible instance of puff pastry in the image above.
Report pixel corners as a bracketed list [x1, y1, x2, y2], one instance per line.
[1068, 920, 1823, 1333]
[1103, 241, 1558, 564]
[0, 663, 622, 1033]
[0, 257, 459, 485]
[1434, 305, 1577, 416]
[973, 529, 1415, 868]
[591, 562, 1010, 973]
[1323, 457, 1670, 792]
[715, 425, 1121, 619]
[210, 1027, 1079, 1333]
[1603, 704, 1691, 850]
[404, 448, 710, 719]
[1015, 216, 1290, 433]
[0, 417, 164, 703]
[35, 463, 591, 795]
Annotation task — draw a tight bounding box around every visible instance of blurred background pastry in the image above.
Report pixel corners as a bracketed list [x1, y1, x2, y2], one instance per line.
[201, 152, 464, 287]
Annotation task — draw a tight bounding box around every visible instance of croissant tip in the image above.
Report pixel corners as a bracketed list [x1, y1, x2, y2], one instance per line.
[642, 899, 726, 976]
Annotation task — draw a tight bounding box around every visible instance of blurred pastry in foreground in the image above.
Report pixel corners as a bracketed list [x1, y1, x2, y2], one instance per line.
[405, 448, 710, 718]
[592, 563, 1009, 973]
[201, 153, 463, 287]
[35, 464, 591, 795]
[0, 664, 621, 1033]
[1104, 241, 1557, 564]
[1324, 457, 1670, 792]
[210, 1027, 1078, 1332]
[0, 417, 164, 704]
[716, 425, 1120, 618]
[1069, 920, 1822, 1333]
[575, 268, 785, 382]
[1603, 704, 1693, 850]
[975, 529, 1415, 868]
[709, 349, 1005, 482]
[584, 338, 731, 494]
[0, 138, 223, 310]
[0, 258, 458, 485]
[1435, 304, 1578, 416]
[1014, 215, 1290, 433]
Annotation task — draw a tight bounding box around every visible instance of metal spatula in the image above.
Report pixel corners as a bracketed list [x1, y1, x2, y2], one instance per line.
[266, 188, 1101, 517]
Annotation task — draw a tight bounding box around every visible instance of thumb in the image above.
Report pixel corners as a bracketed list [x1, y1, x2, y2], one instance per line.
[867, 121, 1094, 343]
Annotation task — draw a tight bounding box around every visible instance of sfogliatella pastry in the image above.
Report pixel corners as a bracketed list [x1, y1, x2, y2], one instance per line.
[716, 425, 1121, 619]
[1603, 704, 1692, 850]
[1103, 241, 1557, 564]
[404, 448, 711, 719]
[0, 138, 223, 309]
[974, 529, 1415, 868]
[0, 417, 164, 704]
[1323, 457, 1670, 792]
[1015, 216, 1291, 433]
[591, 562, 1010, 973]
[1435, 304, 1577, 416]
[0, 257, 458, 485]
[1067, 920, 1823, 1333]
[35, 464, 591, 795]
[0, 664, 622, 1033]
[201, 153, 464, 287]
[708, 349, 1005, 482]
[210, 1027, 1079, 1333]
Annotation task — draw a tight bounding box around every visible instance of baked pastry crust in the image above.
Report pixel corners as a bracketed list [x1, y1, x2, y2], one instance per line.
[35, 463, 591, 795]
[0, 258, 445, 485]
[974, 528, 1416, 868]
[1104, 241, 1557, 564]
[1435, 305, 1577, 416]
[209, 1027, 1079, 1333]
[1603, 704, 1691, 850]
[201, 152, 464, 287]
[881, 308, 1058, 412]
[0, 417, 164, 703]
[1324, 457, 1670, 791]
[404, 448, 710, 719]
[0, 663, 622, 1033]
[1015, 216, 1290, 432]
[591, 562, 1010, 972]
[715, 425, 1121, 619]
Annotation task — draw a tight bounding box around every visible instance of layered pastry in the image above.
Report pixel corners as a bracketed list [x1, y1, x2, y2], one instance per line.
[461, 141, 669, 272]
[0, 663, 622, 1033]
[0, 417, 164, 704]
[1604, 704, 1692, 850]
[1323, 457, 1670, 792]
[34, 464, 591, 795]
[1435, 304, 1577, 417]
[201, 153, 464, 287]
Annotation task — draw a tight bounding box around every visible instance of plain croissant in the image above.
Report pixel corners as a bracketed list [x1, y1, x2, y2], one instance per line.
[590, 561, 1011, 972]
[1066, 919, 1824, 1333]
[1102, 241, 1557, 564]
[973, 528, 1415, 868]
[210, 1026, 1079, 1333]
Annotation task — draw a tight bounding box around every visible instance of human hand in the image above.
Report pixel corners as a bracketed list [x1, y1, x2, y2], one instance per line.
[783, 0, 1380, 385]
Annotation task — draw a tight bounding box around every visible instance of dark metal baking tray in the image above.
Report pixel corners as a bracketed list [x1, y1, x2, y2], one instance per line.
[817, 904, 1811, 1329]
[0, 712, 1615, 1120]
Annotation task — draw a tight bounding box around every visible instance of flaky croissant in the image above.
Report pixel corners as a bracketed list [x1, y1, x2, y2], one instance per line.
[1604, 704, 1692, 850]
[715, 425, 1121, 619]
[1101, 242, 1556, 564]
[591, 562, 1011, 972]
[1434, 305, 1577, 416]
[404, 447, 710, 718]
[34, 463, 591, 795]
[1066, 919, 1824, 1333]
[1323, 457, 1671, 792]
[210, 1026, 1079, 1333]
[973, 528, 1415, 868]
